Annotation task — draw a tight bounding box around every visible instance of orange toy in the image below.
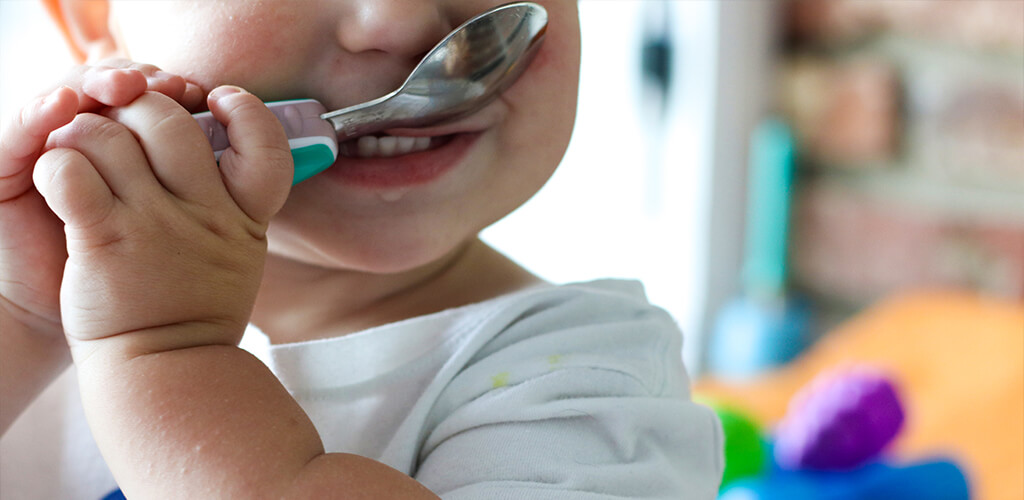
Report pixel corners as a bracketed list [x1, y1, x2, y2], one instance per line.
[696, 290, 1024, 500]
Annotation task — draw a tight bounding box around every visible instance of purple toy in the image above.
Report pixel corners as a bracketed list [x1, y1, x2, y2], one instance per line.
[774, 365, 905, 471]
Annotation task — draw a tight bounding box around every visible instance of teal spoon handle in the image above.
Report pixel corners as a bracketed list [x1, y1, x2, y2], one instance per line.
[193, 99, 338, 185]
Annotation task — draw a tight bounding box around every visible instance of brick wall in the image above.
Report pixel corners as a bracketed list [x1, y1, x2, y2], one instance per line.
[779, 0, 1024, 309]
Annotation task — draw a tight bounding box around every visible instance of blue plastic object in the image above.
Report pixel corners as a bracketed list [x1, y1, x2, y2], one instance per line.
[708, 118, 810, 377]
[709, 295, 812, 377]
[718, 459, 970, 500]
[101, 489, 126, 500]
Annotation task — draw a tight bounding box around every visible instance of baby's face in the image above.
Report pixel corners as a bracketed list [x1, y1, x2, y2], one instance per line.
[109, 0, 580, 273]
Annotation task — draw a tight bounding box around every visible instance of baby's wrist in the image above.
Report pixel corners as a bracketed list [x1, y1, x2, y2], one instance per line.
[67, 319, 247, 366]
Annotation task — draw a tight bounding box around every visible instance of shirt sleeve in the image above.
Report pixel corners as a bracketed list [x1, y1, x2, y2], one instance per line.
[414, 288, 724, 499]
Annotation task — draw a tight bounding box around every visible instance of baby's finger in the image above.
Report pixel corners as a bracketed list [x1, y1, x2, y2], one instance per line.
[208, 86, 293, 224]
[58, 60, 197, 113]
[182, 82, 206, 113]
[118, 61, 206, 112]
[79, 65, 148, 108]
[33, 147, 116, 231]
[103, 92, 225, 202]
[0, 86, 78, 202]
[45, 113, 162, 202]
[108, 61, 188, 105]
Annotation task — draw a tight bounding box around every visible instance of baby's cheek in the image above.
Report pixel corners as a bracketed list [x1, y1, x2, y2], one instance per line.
[162, 5, 308, 96]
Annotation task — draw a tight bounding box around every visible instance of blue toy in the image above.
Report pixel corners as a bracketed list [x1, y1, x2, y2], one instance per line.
[719, 459, 970, 500]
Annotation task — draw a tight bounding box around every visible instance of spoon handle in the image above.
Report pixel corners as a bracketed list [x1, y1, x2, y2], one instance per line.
[192, 99, 338, 185]
[319, 91, 415, 140]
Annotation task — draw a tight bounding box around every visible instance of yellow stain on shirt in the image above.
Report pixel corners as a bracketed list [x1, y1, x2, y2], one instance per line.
[547, 354, 564, 367]
[491, 372, 511, 389]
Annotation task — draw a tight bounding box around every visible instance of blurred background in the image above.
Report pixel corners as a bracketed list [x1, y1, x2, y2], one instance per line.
[2, 0, 1022, 499]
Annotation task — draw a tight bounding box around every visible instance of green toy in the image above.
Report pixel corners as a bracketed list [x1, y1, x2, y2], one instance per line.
[705, 400, 768, 487]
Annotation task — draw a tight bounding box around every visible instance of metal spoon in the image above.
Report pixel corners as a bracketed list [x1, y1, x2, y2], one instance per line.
[194, 2, 548, 184]
[324, 1, 548, 138]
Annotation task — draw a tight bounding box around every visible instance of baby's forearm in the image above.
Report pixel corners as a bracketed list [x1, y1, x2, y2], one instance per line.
[29, 82, 437, 498]
[74, 333, 438, 499]
[0, 305, 70, 434]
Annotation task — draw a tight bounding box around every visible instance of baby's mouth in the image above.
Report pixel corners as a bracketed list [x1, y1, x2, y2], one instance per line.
[338, 134, 456, 159]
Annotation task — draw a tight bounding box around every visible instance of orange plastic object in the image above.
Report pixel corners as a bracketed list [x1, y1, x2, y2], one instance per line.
[695, 290, 1024, 500]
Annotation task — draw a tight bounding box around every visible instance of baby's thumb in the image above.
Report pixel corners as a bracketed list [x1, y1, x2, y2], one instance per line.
[207, 86, 293, 224]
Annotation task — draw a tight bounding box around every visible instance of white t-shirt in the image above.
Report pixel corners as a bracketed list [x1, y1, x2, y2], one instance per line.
[1, 280, 723, 499]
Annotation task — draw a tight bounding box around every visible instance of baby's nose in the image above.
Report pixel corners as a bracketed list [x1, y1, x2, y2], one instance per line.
[337, 0, 453, 60]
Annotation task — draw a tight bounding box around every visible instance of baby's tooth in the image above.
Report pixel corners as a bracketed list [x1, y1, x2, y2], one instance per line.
[346, 135, 438, 159]
[378, 136, 398, 157]
[395, 136, 417, 155]
[357, 136, 379, 157]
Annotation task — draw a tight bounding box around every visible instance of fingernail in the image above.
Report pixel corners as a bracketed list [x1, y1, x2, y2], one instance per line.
[42, 86, 69, 107]
[208, 85, 245, 102]
[110, 68, 139, 77]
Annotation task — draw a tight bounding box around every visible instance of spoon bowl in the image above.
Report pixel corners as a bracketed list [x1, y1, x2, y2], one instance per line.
[321, 2, 548, 138]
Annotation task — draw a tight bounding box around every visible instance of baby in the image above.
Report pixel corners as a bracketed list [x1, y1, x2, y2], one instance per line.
[0, 1, 723, 498]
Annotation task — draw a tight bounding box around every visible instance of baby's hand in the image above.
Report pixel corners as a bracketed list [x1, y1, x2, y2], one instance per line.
[0, 60, 202, 338]
[33, 86, 292, 356]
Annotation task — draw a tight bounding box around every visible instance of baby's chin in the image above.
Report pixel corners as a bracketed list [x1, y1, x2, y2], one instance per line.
[265, 228, 474, 277]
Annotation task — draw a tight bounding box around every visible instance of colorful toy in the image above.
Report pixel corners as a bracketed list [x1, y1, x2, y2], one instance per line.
[705, 401, 768, 487]
[718, 459, 970, 500]
[708, 364, 972, 498]
[773, 366, 904, 471]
